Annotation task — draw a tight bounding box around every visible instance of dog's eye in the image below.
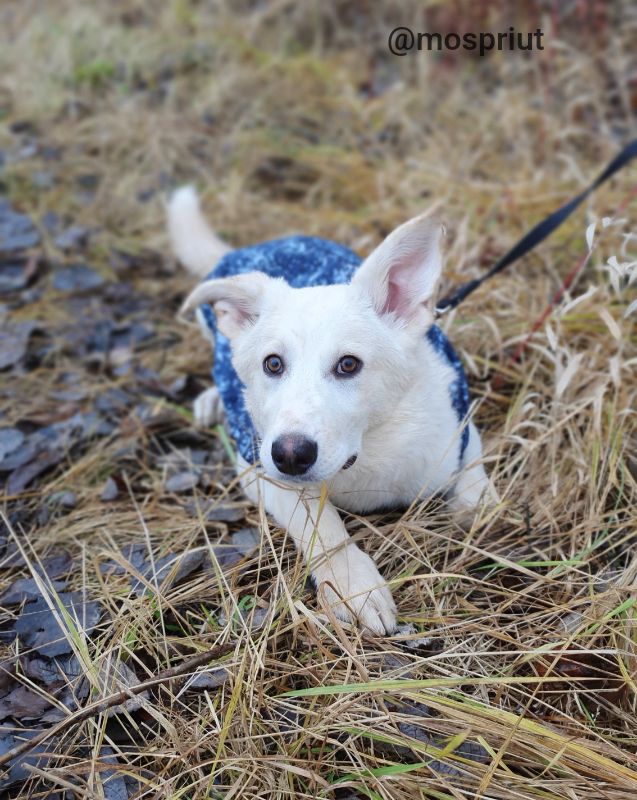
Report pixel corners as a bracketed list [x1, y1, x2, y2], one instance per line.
[335, 355, 362, 377]
[263, 354, 284, 376]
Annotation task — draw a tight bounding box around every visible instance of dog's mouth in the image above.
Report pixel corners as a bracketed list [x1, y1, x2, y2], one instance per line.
[341, 454, 357, 471]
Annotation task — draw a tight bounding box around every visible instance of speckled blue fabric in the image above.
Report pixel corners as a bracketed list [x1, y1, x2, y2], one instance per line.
[426, 325, 470, 457]
[199, 235, 470, 466]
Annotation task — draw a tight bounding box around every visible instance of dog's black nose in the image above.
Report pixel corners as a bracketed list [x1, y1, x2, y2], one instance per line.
[271, 434, 318, 476]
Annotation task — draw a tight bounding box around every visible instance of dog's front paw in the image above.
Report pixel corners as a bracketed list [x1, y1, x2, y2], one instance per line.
[193, 387, 225, 427]
[313, 546, 396, 635]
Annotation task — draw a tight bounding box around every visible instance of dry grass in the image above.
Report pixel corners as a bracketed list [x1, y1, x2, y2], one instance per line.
[1, 1, 636, 798]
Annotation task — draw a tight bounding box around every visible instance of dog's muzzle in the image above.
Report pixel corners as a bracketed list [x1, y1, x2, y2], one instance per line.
[271, 433, 318, 476]
[341, 454, 357, 470]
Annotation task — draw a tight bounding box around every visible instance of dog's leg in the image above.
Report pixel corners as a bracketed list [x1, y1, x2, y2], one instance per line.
[191, 307, 226, 428]
[193, 386, 225, 427]
[240, 464, 396, 634]
[450, 422, 498, 525]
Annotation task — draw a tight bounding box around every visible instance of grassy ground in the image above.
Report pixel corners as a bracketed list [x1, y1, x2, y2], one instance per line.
[1, 1, 636, 798]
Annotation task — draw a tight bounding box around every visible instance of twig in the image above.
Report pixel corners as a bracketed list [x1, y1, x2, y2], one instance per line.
[0, 641, 235, 770]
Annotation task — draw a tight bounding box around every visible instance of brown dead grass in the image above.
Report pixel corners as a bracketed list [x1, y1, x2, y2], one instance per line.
[1, 1, 636, 798]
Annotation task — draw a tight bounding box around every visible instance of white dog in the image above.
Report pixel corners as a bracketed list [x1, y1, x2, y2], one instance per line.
[169, 187, 494, 634]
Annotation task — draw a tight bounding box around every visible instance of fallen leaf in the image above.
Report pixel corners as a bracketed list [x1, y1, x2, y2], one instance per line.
[0, 684, 53, 722]
[38, 551, 73, 579]
[24, 653, 82, 685]
[186, 500, 245, 523]
[0, 438, 39, 472]
[78, 659, 148, 716]
[13, 591, 102, 657]
[3, 411, 114, 493]
[165, 471, 199, 493]
[94, 388, 134, 417]
[50, 387, 87, 403]
[0, 576, 67, 605]
[47, 490, 77, 509]
[0, 257, 38, 293]
[101, 544, 206, 594]
[185, 668, 229, 691]
[208, 528, 260, 569]
[532, 649, 625, 701]
[100, 477, 119, 501]
[0, 544, 72, 576]
[6, 449, 64, 494]
[98, 746, 135, 800]
[0, 320, 37, 370]
[130, 548, 205, 594]
[218, 602, 269, 629]
[0, 428, 24, 461]
[54, 225, 90, 251]
[52, 263, 103, 292]
[0, 730, 55, 790]
[0, 659, 16, 693]
[0, 199, 41, 253]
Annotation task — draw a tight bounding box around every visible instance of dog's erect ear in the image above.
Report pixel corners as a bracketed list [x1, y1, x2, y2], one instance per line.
[352, 214, 443, 328]
[180, 272, 271, 339]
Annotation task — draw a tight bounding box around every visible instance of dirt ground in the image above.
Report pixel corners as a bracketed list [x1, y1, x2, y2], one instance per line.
[0, 2, 636, 799]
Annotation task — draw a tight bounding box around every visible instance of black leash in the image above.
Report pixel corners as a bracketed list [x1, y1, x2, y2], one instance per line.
[435, 137, 637, 315]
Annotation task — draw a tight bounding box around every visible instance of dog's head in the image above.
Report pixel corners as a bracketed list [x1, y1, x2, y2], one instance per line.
[182, 214, 443, 483]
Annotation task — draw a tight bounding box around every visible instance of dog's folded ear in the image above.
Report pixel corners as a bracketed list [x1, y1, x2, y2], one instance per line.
[180, 272, 272, 339]
[352, 213, 443, 330]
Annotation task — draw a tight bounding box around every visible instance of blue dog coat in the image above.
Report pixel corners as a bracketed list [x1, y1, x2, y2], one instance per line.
[198, 235, 470, 465]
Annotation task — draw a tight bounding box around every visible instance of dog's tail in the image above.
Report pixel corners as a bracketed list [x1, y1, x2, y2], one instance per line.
[167, 186, 232, 278]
